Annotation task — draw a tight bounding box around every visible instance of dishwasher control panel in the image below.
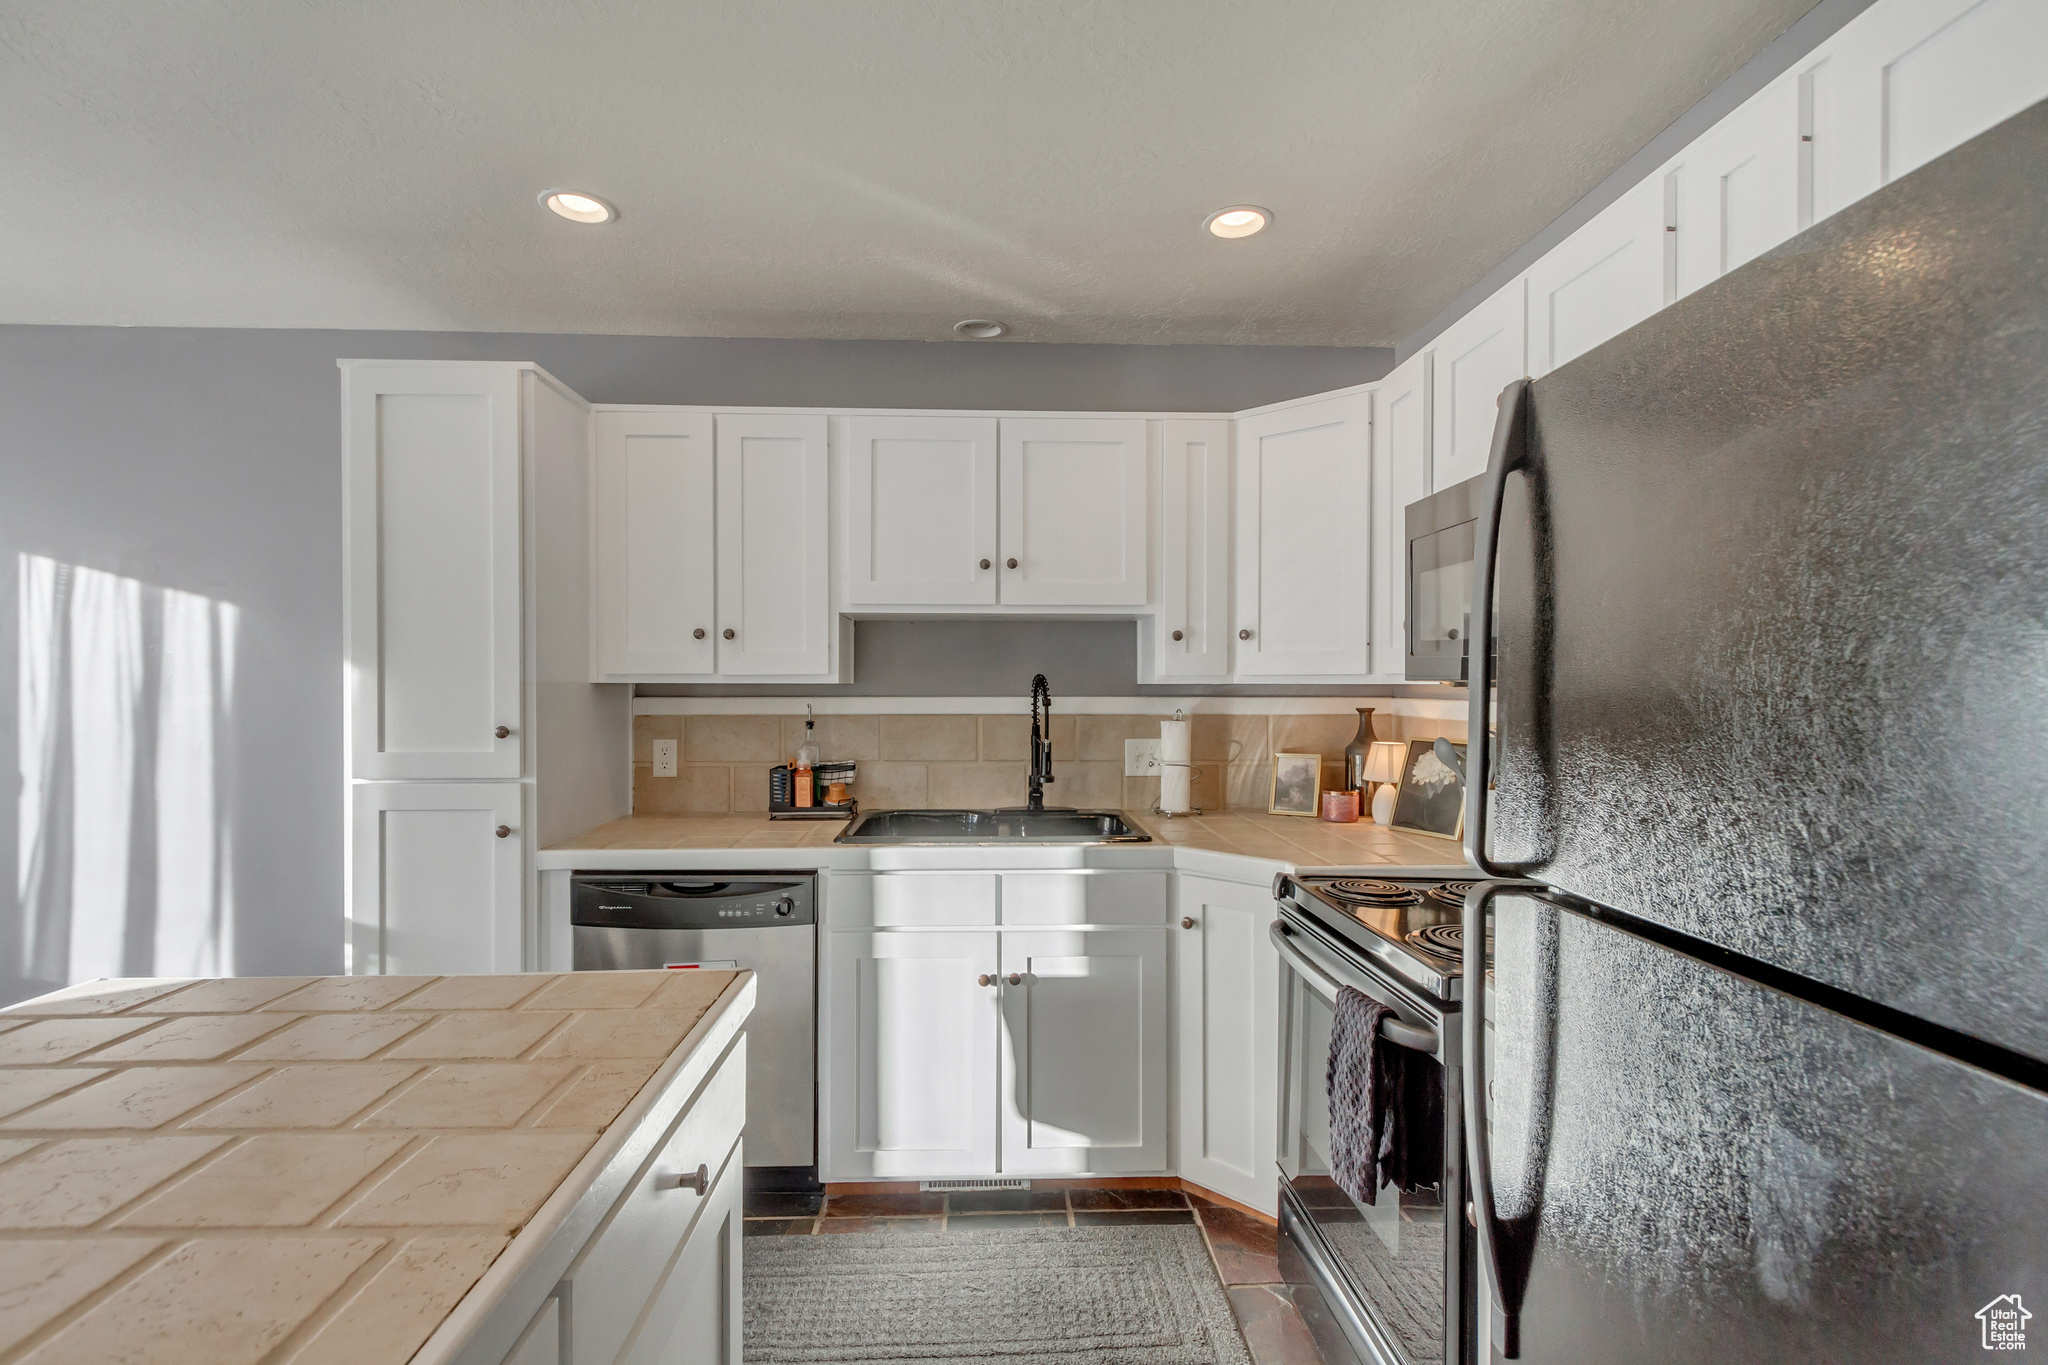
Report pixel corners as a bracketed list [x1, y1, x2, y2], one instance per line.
[570, 874, 817, 931]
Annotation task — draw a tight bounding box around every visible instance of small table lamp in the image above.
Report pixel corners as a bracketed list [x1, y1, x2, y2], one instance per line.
[1364, 741, 1407, 825]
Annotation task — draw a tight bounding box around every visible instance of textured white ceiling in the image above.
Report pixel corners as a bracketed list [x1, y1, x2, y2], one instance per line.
[3, 0, 1813, 345]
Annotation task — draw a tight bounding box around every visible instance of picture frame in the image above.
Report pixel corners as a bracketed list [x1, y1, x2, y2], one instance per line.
[1390, 738, 1466, 840]
[1268, 751, 1322, 817]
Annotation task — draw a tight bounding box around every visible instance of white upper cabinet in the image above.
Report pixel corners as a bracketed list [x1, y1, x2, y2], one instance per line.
[344, 362, 523, 781]
[1373, 354, 1430, 676]
[1233, 391, 1373, 676]
[1151, 418, 1231, 678]
[845, 415, 999, 606]
[1525, 174, 1667, 377]
[593, 410, 716, 680]
[1670, 76, 1799, 301]
[998, 418, 1149, 606]
[1803, 0, 2048, 225]
[1428, 281, 1527, 490]
[715, 414, 832, 675]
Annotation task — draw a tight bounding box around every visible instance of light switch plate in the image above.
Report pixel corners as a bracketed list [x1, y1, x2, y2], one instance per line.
[652, 738, 678, 778]
[1125, 738, 1160, 777]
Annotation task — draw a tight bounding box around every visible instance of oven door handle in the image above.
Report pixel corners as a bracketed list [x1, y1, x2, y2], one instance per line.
[1269, 921, 1439, 1053]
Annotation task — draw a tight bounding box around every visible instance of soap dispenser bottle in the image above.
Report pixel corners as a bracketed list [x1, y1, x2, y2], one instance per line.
[795, 706, 818, 808]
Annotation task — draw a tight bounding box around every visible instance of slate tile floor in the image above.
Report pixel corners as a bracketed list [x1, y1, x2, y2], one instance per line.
[744, 1184, 1323, 1364]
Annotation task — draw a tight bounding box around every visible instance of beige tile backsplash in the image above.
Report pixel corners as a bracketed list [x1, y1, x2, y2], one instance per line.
[632, 707, 1467, 814]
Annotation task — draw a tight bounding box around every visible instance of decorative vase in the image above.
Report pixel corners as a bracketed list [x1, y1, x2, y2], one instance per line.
[1343, 708, 1377, 792]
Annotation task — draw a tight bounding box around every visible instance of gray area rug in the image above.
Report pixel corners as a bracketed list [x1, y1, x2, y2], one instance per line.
[744, 1226, 1254, 1364]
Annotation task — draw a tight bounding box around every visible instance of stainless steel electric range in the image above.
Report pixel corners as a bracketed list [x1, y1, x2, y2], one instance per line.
[1272, 872, 1480, 1365]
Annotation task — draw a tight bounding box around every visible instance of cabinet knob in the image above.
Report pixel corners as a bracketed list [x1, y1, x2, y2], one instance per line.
[494, 725, 511, 739]
[495, 825, 512, 839]
[1239, 628, 1252, 640]
[978, 973, 996, 987]
[979, 558, 991, 570]
[1181, 916, 1196, 930]
[1171, 630, 1184, 642]
[661, 1164, 710, 1195]
[693, 628, 706, 640]
[1006, 972, 1023, 986]
[1006, 558, 1018, 569]
[723, 628, 736, 640]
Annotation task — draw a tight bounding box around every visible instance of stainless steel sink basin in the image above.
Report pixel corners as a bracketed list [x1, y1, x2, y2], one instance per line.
[834, 809, 1151, 844]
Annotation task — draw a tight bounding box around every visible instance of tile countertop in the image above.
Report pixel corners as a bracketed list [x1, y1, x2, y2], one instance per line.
[539, 809, 1473, 875]
[0, 968, 750, 1365]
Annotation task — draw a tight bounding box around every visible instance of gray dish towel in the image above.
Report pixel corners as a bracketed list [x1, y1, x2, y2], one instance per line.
[1327, 986, 1395, 1205]
[1327, 985, 1445, 1206]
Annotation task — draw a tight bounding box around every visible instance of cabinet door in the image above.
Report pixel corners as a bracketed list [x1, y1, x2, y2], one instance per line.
[1525, 174, 1667, 376]
[1232, 392, 1372, 676]
[1428, 281, 1527, 490]
[593, 410, 716, 679]
[823, 930, 999, 1179]
[1670, 75, 1799, 301]
[1801, 0, 2048, 226]
[714, 414, 830, 675]
[997, 418, 1148, 606]
[1173, 877, 1280, 1215]
[501, 1297, 559, 1365]
[1152, 419, 1230, 678]
[350, 781, 522, 976]
[619, 1145, 743, 1365]
[344, 364, 522, 780]
[846, 415, 998, 605]
[999, 928, 1168, 1175]
[1373, 356, 1430, 677]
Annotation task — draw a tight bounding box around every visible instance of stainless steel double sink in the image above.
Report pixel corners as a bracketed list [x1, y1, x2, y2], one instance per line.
[834, 809, 1151, 844]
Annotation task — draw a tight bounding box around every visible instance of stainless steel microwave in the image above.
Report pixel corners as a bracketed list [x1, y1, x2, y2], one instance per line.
[1404, 475, 1482, 682]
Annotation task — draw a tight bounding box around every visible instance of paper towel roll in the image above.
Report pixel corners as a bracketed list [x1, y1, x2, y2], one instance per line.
[1159, 718, 1192, 813]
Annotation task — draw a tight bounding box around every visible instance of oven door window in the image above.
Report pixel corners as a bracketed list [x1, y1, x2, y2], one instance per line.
[1282, 962, 1449, 1365]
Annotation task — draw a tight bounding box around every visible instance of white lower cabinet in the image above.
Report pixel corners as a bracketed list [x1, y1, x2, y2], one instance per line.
[1172, 876, 1280, 1215]
[999, 928, 1169, 1175]
[349, 781, 524, 976]
[618, 1153, 743, 1365]
[550, 1035, 747, 1365]
[823, 928, 1002, 1179]
[820, 872, 1171, 1181]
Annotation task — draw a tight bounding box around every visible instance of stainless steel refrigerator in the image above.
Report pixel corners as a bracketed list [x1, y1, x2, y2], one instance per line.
[1459, 98, 2048, 1363]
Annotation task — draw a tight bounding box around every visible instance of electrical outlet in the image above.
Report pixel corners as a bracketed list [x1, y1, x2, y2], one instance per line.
[1125, 738, 1160, 777]
[652, 738, 678, 778]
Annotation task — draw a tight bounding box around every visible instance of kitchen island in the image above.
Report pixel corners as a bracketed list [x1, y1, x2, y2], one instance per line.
[0, 968, 752, 1365]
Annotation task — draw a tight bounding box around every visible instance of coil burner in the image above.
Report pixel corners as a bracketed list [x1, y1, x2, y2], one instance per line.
[1425, 881, 1477, 911]
[1405, 922, 1467, 969]
[1319, 879, 1423, 909]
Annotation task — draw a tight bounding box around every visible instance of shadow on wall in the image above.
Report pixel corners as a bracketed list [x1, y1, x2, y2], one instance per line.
[11, 553, 238, 1004]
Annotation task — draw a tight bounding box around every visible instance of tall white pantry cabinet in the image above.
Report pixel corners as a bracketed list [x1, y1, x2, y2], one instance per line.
[342, 360, 626, 977]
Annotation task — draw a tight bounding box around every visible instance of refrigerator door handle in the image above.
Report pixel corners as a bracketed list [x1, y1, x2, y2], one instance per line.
[1465, 377, 1535, 878]
[1465, 877, 1529, 1359]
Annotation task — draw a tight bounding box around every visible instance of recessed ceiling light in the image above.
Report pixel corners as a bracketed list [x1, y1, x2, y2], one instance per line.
[953, 319, 1009, 339]
[1204, 205, 1271, 239]
[540, 190, 617, 225]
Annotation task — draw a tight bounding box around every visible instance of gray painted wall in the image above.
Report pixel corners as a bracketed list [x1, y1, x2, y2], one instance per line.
[1395, 0, 1877, 363]
[0, 325, 1386, 1001]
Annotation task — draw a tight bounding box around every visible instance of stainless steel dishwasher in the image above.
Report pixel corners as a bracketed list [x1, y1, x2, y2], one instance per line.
[571, 872, 817, 1186]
